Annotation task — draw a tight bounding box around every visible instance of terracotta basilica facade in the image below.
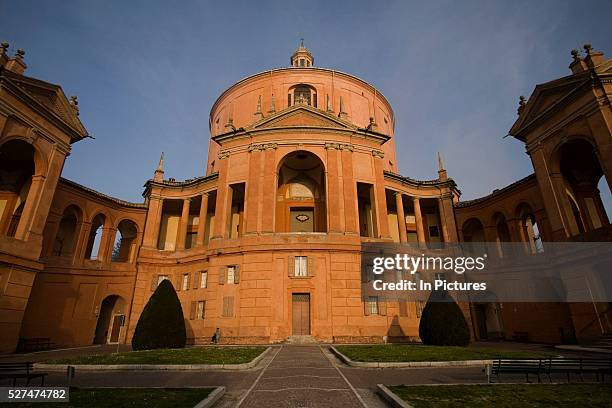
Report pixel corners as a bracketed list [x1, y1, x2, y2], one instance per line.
[0, 42, 610, 353]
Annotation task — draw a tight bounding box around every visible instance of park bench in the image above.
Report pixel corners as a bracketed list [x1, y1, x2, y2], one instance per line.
[487, 358, 612, 383]
[17, 337, 53, 352]
[489, 358, 546, 383]
[545, 358, 612, 382]
[0, 363, 47, 386]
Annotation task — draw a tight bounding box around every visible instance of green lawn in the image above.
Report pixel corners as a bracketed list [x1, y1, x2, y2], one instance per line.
[335, 344, 552, 362]
[0, 388, 213, 408]
[46, 346, 266, 365]
[389, 384, 612, 408]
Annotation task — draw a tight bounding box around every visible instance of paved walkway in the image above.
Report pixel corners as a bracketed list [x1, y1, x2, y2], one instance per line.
[236, 346, 367, 408]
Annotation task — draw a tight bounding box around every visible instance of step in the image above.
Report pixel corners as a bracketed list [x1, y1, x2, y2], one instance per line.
[285, 335, 318, 344]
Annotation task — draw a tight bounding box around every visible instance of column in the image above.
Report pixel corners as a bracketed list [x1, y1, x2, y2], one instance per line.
[341, 147, 359, 234]
[413, 197, 426, 244]
[260, 146, 277, 233]
[438, 196, 458, 242]
[142, 196, 163, 248]
[212, 154, 231, 240]
[372, 151, 390, 238]
[196, 193, 209, 246]
[395, 192, 407, 243]
[99, 227, 116, 262]
[326, 147, 342, 233]
[14, 174, 45, 241]
[176, 198, 190, 250]
[245, 149, 262, 234]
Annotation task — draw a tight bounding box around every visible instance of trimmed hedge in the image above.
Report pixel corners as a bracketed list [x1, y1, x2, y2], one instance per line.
[418, 289, 470, 346]
[132, 279, 186, 350]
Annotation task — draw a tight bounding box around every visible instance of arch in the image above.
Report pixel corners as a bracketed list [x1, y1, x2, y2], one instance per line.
[276, 150, 327, 233]
[555, 138, 608, 234]
[461, 217, 485, 242]
[0, 139, 36, 237]
[0, 135, 48, 177]
[84, 213, 106, 260]
[53, 204, 82, 256]
[112, 219, 139, 262]
[516, 202, 544, 253]
[93, 295, 126, 344]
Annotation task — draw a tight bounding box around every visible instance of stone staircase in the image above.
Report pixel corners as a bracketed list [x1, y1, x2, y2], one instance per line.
[285, 335, 318, 345]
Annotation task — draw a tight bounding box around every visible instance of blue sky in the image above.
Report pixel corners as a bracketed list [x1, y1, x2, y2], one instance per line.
[2, 0, 611, 209]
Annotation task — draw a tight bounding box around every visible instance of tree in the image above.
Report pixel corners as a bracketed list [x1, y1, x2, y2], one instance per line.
[111, 241, 121, 262]
[132, 279, 186, 350]
[418, 289, 470, 346]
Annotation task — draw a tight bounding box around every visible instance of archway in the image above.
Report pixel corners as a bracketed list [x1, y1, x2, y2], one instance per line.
[462, 218, 486, 255]
[53, 205, 82, 256]
[516, 202, 544, 253]
[112, 219, 138, 262]
[276, 151, 326, 233]
[0, 140, 35, 237]
[84, 213, 106, 260]
[558, 139, 609, 234]
[492, 212, 511, 257]
[93, 295, 126, 344]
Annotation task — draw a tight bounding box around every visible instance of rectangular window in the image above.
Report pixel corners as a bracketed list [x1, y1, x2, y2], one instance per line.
[429, 226, 440, 237]
[182, 273, 189, 291]
[367, 296, 379, 315]
[294, 256, 308, 277]
[222, 296, 234, 317]
[200, 271, 208, 288]
[288, 93, 292, 107]
[197, 300, 205, 319]
[227, 266, 235, 284]
[434, 272, 445, 281]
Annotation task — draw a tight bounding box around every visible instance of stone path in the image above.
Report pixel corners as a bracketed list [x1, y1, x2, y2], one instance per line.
[236, 345, 367, 408]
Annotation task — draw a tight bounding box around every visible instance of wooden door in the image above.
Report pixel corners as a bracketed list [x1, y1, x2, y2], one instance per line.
[292, 294, 311, 335]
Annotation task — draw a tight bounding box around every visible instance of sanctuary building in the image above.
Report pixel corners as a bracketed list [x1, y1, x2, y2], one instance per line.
[0, 41, 610, 352]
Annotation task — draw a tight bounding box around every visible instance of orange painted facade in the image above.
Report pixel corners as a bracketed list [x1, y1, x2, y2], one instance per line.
[0, 42, 610, 352]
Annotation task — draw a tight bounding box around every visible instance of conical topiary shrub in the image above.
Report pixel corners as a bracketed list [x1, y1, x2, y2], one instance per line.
[132, 279, 186, 350]
[418, 289, 470, 346]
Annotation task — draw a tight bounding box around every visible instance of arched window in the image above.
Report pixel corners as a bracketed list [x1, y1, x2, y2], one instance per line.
[0, 140, 35, 237]
[288, 85, 317, 108]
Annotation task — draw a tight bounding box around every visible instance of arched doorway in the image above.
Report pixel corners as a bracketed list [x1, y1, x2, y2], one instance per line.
[276, 151, 327, 233]
[94, 295, 126, 344]
[0, 140, 35, 237]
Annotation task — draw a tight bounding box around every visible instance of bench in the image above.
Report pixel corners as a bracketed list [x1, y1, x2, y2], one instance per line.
[546, 358, 612, 382]
[17, 337, 53, 352]
[487, 358, 612, 383]
[489, 358, 546, 383]
[0, 363, 47, 386]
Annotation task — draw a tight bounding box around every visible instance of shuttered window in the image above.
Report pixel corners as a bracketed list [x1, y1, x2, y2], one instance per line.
[200, 271, 207, 288]
[222, 296, 234, 317]
[294, 256, 307, 277]
[182, 273, 189, 291]
[197, 300, 205, 319]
